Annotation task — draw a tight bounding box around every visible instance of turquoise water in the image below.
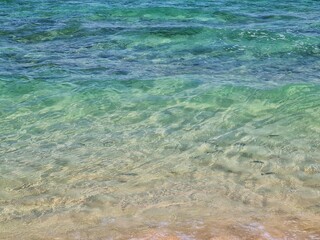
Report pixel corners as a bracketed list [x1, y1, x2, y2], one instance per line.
[1, 1, 320, 239]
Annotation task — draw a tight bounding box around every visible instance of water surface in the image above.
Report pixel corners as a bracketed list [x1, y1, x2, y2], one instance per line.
[1, 0, 320, 239]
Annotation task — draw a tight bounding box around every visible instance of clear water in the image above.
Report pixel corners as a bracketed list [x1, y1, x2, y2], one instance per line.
[1, 0, 320, 239]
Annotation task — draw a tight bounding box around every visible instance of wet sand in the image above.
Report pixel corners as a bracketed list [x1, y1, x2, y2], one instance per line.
[2, 206, 320, 240]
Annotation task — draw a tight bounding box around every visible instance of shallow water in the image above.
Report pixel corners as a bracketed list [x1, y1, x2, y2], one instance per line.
[1, 0, 320, 239]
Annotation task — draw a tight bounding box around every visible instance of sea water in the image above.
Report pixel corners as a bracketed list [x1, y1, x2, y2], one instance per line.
[0, 0, 320, 239]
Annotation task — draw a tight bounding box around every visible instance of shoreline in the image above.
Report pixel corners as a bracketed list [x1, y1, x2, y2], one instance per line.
[2, 209, 320, 239]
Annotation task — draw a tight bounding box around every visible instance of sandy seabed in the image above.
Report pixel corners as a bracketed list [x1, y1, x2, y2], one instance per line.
[2, 207, 320, 240]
